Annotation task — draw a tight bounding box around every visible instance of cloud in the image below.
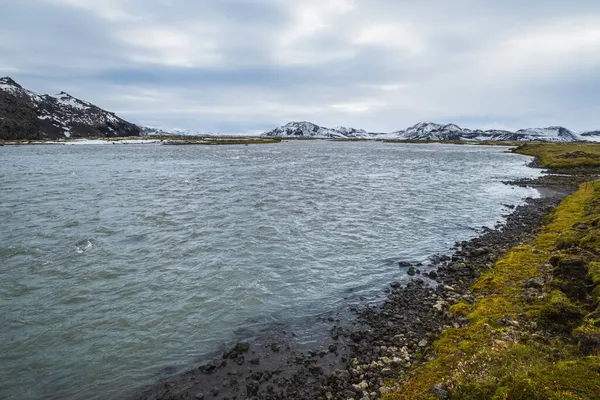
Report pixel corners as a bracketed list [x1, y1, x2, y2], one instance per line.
[1, 0, 600, 132]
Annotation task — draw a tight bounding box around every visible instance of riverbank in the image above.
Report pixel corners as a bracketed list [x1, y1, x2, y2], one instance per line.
[381, 144, 600, 399]
[127, 144, 596, 400]
[1, 136, 281, 145]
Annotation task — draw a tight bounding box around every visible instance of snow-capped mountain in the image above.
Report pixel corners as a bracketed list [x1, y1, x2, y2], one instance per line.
[262, 121, 380, 139]
[262, 121, 592, 142]
[0, 77, 139, 140]
[140, 126, 263, 137]
[140, 126, 203, 136]
[390, 122, 581, 142]
[579, 131, 600, 142]
[513, 126, 580, 142]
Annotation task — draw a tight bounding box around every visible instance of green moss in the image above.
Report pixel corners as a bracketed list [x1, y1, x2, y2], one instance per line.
[580, 234, 600, 253]
[556, 230, 584, 250]
[514, 143, 600, 168]
[539, 290, 585, 331]
[449, 302, 471, 318]
[573, 325, 600, 353]
[589, 262, 600, 285]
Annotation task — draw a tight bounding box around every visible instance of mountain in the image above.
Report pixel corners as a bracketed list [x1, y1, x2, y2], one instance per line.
[140, 126, 263, 137]
[0, 77, 140, 140]
[392, 122, 580, 142]
[262, 121, 597, 142]
[140, 126, 202, 136]
[580, 130, 600, 142]
[513, 126, 580, 142]
[262, 121, 380, 139]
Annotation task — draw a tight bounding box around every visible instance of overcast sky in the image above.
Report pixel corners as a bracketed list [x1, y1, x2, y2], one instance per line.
[1, 0, 599, 133]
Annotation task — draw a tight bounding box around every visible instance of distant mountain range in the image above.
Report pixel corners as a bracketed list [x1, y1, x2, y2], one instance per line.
[2, 77, 599, 143]
[140, 126, 261, 137]
[0, 77, 139, 140]
[262, 121, 600, 142]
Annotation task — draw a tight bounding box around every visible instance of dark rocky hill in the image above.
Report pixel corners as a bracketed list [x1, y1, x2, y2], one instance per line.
[0, 77, 140, 140]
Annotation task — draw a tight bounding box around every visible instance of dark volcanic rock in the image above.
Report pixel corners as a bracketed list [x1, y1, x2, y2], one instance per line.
[0, 87, 42, 140]
[0, 76, 140, 140]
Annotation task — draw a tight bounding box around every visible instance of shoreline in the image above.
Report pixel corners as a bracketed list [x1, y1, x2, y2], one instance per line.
[0, 137, 281, 146]
[129, 153, 578, 400]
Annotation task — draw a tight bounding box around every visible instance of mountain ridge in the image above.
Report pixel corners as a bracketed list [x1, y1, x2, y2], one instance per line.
[263, 121, 598, 142]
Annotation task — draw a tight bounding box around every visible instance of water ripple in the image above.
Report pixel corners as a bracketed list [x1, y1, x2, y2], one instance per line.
[0, 141, 542, 399]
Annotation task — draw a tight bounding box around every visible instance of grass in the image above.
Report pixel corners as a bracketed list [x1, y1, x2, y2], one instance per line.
[513, 143, 600, 168]
[383, 180, 600, 399]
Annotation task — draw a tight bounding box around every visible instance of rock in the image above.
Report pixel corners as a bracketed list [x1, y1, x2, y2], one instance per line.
[454, 262, 467, 270]
[432, 383, 450, 399]
[351, 331, 363, 342]
[523, 277, 544, 290]
[471, 247, 491, 256]
[428, 271, 438, 279]
[433, 301, 447, 312]
[246, 382, 259, 396]
[399, 261, 412, 267]
[418, 339, 428, 347]
[234, 341, 250, 353]
[573, 222, 589, 230]
[199, 363, 216, 374]
[407, 267, 417, 276]
[308, 366, 324, 376]
[195, 393, 205, 400]
[224, 342, 250, 359]
[234, 356, 244, 365]
[523, 288, 539, 303]
[270, 343, 281, 352]
[390, 281, 401, 288]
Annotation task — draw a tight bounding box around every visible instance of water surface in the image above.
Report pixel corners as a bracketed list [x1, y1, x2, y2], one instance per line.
[0, 141, 541, 399]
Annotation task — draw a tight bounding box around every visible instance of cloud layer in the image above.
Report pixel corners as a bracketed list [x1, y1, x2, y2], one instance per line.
[2, 0, 600, 132]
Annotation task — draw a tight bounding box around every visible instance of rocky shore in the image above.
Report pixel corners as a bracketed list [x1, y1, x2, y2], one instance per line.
[130, 164, 579, 400]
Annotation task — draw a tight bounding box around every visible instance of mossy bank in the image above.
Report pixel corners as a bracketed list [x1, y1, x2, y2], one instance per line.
[382, 145, 600, 399]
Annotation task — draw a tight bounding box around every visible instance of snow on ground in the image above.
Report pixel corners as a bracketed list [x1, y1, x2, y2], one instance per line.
[17, 139, 164, 145]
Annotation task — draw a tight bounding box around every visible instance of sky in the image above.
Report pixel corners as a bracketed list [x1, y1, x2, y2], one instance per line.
[1, 0, 600, 133]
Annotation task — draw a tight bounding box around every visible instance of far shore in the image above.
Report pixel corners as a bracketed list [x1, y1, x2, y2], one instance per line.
[2, 135, 577, 147]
